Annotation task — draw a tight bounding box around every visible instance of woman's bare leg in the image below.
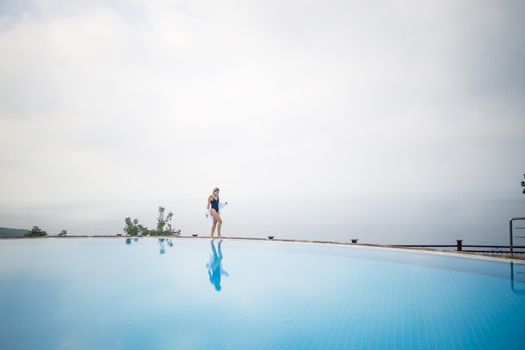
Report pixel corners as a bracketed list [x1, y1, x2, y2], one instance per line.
[217, 218, 223, 239]
[210, 209, 223, 239]
[210, 217, 217, 239]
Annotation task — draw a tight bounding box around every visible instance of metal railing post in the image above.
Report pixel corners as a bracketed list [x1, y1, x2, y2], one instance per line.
[510, 219, 514, 255]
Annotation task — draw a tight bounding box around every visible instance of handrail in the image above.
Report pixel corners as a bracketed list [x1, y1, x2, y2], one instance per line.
[392, 244, 525, 248]
[392, 242, 525, 254]
[510, 217, 525, 255]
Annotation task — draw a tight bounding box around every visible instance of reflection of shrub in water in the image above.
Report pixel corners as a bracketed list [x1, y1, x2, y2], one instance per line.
[125, 237, 139, 246]
[125, 238, 138, 246]
[158, 238, 174, 255]
[124, 237, 173, 255]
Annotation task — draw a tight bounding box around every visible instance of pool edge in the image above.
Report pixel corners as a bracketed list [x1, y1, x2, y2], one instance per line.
[2, 235, 524, 265]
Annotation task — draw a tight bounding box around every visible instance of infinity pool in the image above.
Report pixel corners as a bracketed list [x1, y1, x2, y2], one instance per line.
[0, 238, 524, 349]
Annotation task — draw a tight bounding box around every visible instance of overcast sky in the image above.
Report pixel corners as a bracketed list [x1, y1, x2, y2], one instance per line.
[1, 0, 524, 242]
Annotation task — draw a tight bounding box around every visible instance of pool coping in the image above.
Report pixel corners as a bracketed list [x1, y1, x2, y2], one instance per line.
[2, 235, 525, 265]
[216, 236, 525, 265]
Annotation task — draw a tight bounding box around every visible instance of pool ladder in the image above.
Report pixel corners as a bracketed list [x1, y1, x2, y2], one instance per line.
[509, 217, 525, 255]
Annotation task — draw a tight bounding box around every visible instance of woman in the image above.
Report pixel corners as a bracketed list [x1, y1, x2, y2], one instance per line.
[207, 187, 227, 239]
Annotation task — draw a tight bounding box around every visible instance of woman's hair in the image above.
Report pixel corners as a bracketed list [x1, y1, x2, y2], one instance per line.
[210, 187, 220, 197]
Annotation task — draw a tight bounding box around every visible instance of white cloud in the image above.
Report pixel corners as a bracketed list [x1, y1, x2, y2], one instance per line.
[1, 0, 524, 240]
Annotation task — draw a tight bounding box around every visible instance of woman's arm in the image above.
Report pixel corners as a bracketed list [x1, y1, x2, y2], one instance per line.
[207, 196, 211, 210]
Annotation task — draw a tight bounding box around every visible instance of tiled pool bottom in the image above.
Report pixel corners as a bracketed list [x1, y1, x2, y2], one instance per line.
[0, 238, 524, 350]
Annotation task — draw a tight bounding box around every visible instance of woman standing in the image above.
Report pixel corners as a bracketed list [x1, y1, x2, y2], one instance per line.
[207, 187, 227, 239]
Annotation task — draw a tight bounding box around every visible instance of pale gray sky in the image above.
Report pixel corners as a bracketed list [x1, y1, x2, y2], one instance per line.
[1, 0, 524, 242]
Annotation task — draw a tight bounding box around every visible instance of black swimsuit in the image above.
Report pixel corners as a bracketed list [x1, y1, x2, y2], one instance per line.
[210, 196, 219, 213]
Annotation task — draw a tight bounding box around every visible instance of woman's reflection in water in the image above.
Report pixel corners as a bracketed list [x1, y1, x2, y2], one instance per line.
[207, 240, 229, 292]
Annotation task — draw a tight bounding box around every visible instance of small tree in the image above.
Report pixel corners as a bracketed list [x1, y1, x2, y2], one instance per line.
[137, 224, 150, 236]
[152, 207, 180, 236]
[123, 207, 181, 237]
[25, 226, 47, 237]
[156, 207, 170, 235]
[124, 218, 140, 236]
[521, 173, 525, 194]
[58, 230, 67, 237]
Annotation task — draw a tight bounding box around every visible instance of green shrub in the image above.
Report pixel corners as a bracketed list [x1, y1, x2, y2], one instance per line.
[123, 207, 181, 236]
[24, 226, 47, 237]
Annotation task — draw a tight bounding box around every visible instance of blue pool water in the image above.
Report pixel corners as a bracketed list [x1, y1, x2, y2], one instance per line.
[0, 238, 524, 350]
